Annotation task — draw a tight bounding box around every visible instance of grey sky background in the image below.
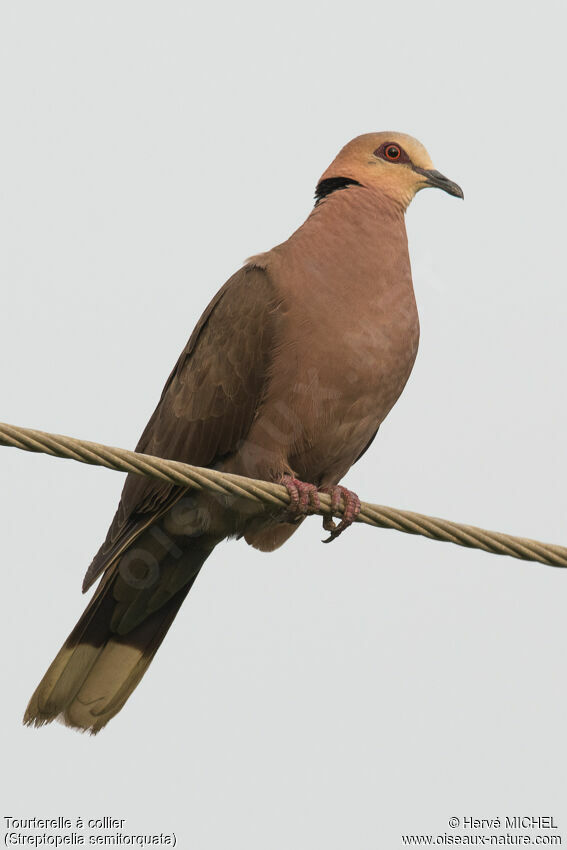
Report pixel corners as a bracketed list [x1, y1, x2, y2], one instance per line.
[1, 1, 566, 846]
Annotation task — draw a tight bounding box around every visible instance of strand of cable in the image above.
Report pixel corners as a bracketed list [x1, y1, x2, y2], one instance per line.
[1, 421, 566, 569]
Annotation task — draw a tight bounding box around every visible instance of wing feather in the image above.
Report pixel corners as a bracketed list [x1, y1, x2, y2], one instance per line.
[83, 264, 279, 590]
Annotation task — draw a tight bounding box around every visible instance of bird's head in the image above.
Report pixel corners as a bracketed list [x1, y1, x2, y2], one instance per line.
[317, 132, 463, 211]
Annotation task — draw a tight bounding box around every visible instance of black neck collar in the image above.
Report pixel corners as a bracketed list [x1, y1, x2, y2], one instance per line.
[314, 176, 362, 205]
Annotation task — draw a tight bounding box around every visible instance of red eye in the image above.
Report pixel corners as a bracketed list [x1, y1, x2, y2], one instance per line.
[374, 142, 410, 164]
[385, 144, 401, 160]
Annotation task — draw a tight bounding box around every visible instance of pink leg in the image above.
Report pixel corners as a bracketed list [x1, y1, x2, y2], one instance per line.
[279, 475, 321, 519]
[319, 485, 362, 543]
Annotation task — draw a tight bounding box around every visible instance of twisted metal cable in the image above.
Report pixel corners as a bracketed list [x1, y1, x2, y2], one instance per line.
[1, 421, 566, 569]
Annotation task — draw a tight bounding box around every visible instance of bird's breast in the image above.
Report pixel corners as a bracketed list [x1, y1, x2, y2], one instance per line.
[247, 251, 419, 483]
[236, 193, 420, 484]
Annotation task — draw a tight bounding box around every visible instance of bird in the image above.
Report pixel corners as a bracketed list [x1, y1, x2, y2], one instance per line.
[24, 132, 463, 733]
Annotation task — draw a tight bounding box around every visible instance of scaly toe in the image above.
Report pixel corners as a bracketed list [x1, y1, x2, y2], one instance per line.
[320, 485, 361, 543]
[279, 475, 321, 520]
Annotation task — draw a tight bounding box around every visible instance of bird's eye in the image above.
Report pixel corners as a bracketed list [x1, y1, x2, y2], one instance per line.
[374, 142, 407, 163]
[373, 142, 410, 164]
[385, 144, 401, 160]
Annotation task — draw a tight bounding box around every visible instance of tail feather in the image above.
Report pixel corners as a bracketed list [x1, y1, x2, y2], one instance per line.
[24, 532, 216, 733]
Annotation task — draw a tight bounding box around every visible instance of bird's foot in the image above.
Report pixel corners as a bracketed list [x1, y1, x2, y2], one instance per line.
[279, 475, 321, 521]
[320, 486, 361, 543]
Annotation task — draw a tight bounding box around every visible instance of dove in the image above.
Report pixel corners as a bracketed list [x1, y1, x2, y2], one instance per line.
[24, 132, 462, 732]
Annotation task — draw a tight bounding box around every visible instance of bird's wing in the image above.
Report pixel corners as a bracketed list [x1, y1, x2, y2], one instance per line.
[83, 264, 279, 590]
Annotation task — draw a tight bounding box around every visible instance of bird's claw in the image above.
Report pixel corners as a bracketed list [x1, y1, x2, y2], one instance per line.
[277, 477, 361, 541]
[279, 475, 321, 521]
[320, 485, 361, 543]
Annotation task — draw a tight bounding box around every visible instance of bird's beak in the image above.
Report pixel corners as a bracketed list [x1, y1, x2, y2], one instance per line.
[412, 166, 464, 199]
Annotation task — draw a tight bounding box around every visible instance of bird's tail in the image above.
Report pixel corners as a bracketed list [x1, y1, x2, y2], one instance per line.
[24, 530, 216, 733]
